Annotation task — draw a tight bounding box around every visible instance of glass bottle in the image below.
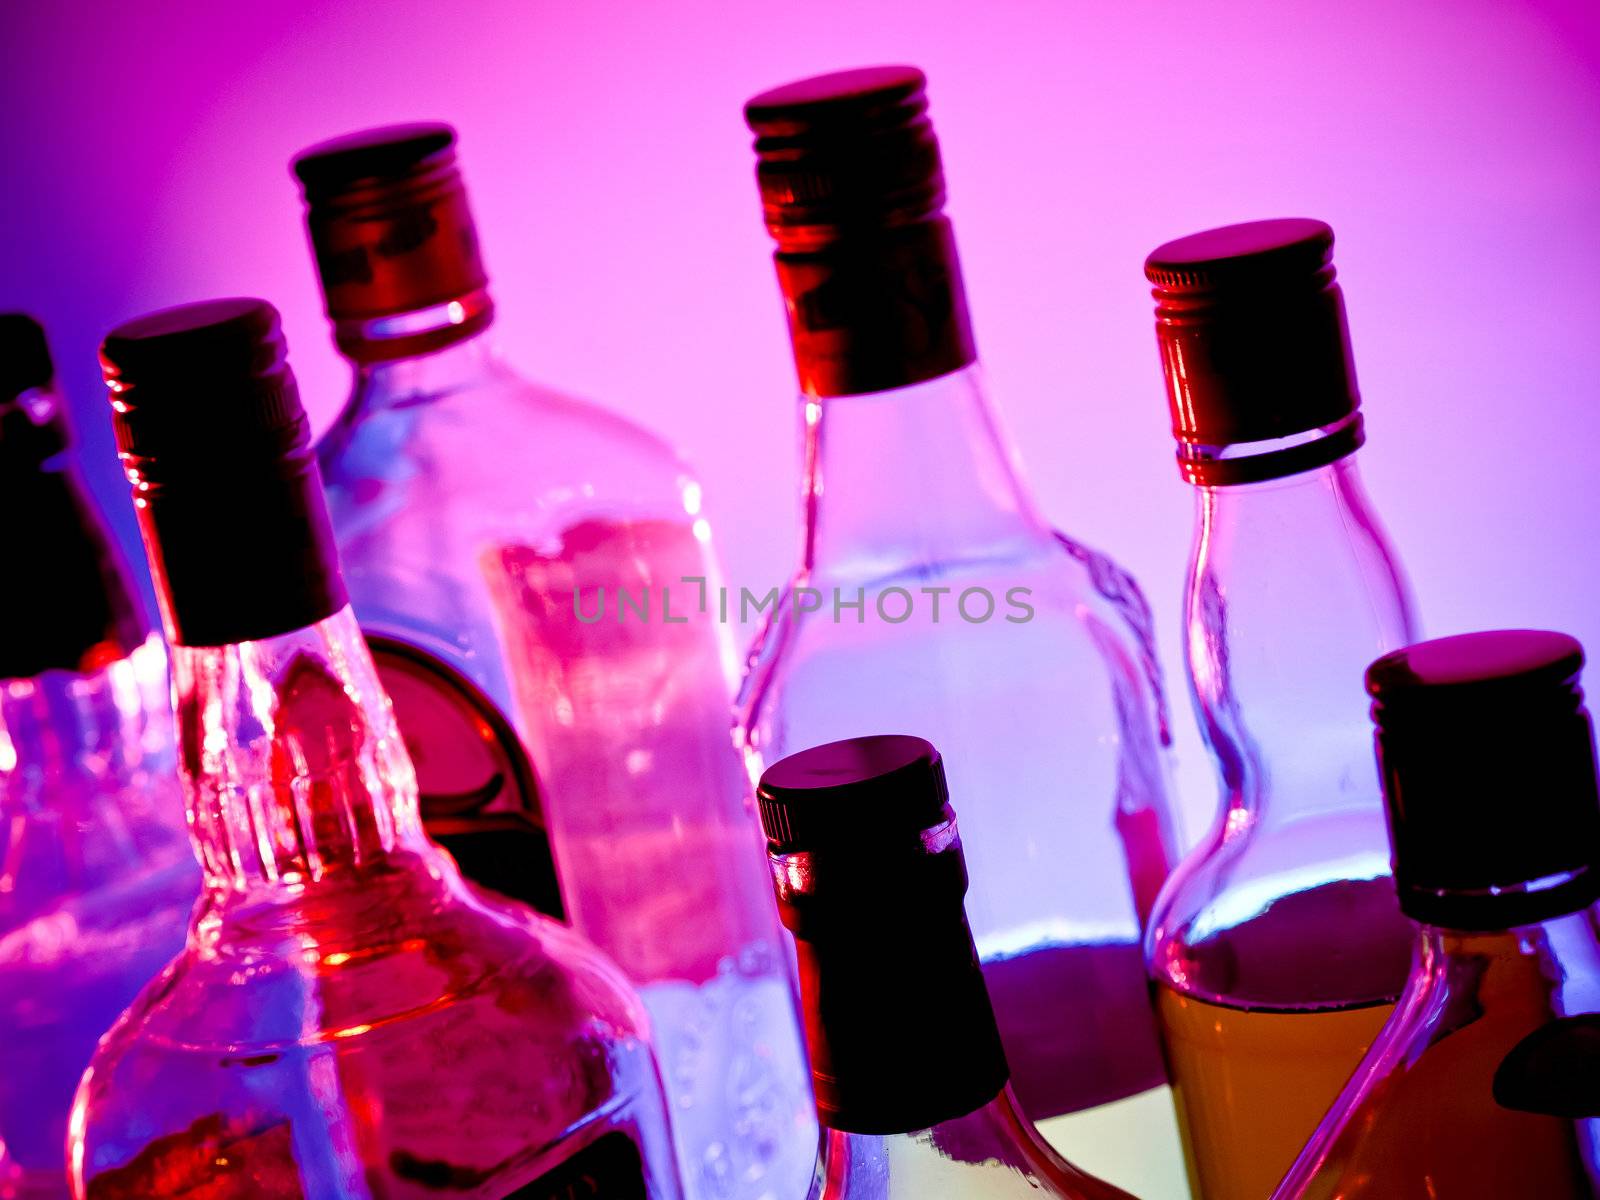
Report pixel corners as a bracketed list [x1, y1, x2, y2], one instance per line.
[734, 66, 1183, 1197]
[71, 299, 683, 1200]
[1141, 219, 1422, 1200]
[294, 125, 814, 1200]
[1273, 629, 1600, 1200]
[754, 733, 1140, 1200]
[0, 314, 197, 1200]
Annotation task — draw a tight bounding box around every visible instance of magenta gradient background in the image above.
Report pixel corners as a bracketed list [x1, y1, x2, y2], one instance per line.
[5, 0, 1600, 825]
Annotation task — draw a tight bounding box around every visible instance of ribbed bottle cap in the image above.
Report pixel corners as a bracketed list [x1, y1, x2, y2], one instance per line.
[99, 299, 345, 647]
[744, 66, 944, 244]
[758, 734, 952, 853]
[292, 122, 491, 358]
[292, 123, 455, 198]
[0, 313, 70, 467]
[1145, 218, 1363, 486]
[102, 299, 305, 472]
[1367, 630, 1600, 928]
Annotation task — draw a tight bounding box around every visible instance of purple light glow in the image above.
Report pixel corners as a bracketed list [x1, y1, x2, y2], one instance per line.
[4, 0, 1599, 828]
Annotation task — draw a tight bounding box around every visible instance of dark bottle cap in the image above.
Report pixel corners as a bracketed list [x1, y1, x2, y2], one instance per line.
[1, 314, 148, 677]
[1367, 630, 1600, 929]
[1145, 218, 1363, 486]
[291, 122, 492, 362]
[745, 66, 944, 240]
[0, 313, 71, 467]
[758, 732, 952, 852]
[100, 298, 347, 648]
[744, 67, 976, 397]
[757, 735, 1009, 1135]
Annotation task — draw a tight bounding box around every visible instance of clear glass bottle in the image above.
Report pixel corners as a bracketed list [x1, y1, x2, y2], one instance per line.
[0, 314, 197, 1200]
[294, 125, 814, 1200]
[735, 66, 1183, 1197]
[1274, 630, 1600, 1200]
[72, 299, 683, 1200]
[1141, 219, 1422, 1200]
[755, 734, 1139, 1200]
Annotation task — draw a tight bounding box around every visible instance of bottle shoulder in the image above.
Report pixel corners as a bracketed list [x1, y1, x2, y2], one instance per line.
[319, 368, 698, 509]
[99, 857, 648, 1055]
[737, 530, 1166, 721]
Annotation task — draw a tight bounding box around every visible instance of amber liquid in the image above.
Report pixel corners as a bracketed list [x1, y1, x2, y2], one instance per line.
[1158, 988, 1393, 1200]
[1155, 879, 1417, 1200]
[1289, 930, 1600, 1200]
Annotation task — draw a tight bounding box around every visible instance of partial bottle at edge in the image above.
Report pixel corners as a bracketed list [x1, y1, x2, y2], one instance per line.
[0, 314, 197, 1200]
[1274, 631, 1600, 1200]
[1140, 219, 1421, 1200]
[734, 66, 1184, 1199]
[756, 734, 1139, 1200]
[293, 125, 814, 1200]
[70, 299, 683, 1200]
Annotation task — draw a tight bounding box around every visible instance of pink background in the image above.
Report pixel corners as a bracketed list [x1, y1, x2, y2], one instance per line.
[5, 0, 1599, 823]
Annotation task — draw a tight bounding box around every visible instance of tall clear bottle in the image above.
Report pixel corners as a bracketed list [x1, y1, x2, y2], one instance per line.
[1141, 219, 1421, 1200]
[756, 734, 1139, 1200]
[734, 66, 1183, 1197]
[71, 299, 683, 1200]
[0, 314, 197, 1200]
[1273, 630, 1600, 1200]
[294, 125, 814, 1200]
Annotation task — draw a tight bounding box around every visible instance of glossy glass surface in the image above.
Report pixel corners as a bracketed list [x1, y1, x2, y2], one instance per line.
[68, 609, 682, 1200]
[0, 637, 196, 1200]
[317, 337, 813, 1200]
[1274, 911, 1600, 1199]
[735, 365, 1184, 1197]
[1146, 452, 1420, 1200]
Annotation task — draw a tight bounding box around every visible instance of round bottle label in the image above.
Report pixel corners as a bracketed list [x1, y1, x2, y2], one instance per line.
[367, 633, 564, 920]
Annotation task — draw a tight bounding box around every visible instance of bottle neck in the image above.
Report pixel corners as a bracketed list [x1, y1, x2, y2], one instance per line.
[799, 365, 1045, 577]
[776, 822, 1010, 1135]
[1417, 905, 1600, 1013]
[325, 319, 501, 450]
[336, 284, 496, 374]
[170, 605, 428, 901]
[1186, 452, 1417, 830]
[356, 316, 499, 397]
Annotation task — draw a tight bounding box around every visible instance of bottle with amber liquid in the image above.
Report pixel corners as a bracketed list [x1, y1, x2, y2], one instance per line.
[1141, 219, 1421, 1200]
[1273, 630, 1600, 1200]
[71, 299, 683, 1200]
[736, 67, 1184, 1198]
[755, 734, 1137, 1200]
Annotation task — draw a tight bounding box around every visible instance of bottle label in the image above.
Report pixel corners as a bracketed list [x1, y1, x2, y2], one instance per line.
[366, 633, 564, 918]
[497, 1131, 648, 1199]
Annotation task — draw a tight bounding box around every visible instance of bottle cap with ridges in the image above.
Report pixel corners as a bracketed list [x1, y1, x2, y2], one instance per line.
[744, 66, 944, 242]
[99, 299, 346, 647]
[1367, 630, 1600, 928]
[102, 298, 305, 476]
[757, 734, 952, 854]
[292, 122, 492, 359]
[1145, 218, 1363, 486]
